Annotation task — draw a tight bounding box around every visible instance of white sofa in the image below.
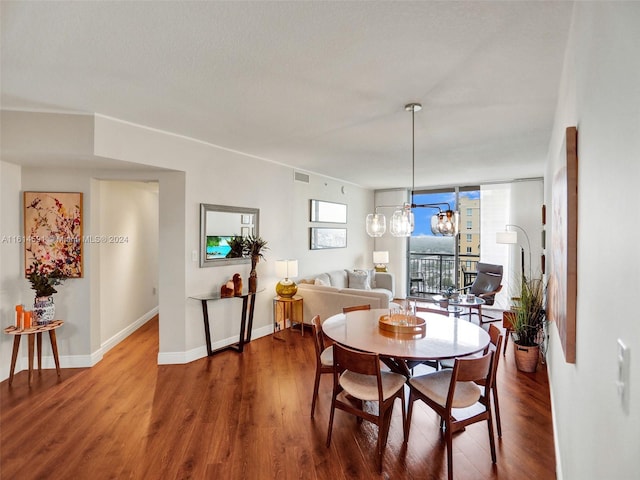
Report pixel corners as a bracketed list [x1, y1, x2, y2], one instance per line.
[296, 269, 395, 325]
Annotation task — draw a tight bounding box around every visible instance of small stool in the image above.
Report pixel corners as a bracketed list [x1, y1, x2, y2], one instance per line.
[4, 320, 64, 386]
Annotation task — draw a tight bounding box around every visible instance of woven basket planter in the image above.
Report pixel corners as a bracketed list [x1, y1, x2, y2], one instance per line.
[514, 343, 540, 373]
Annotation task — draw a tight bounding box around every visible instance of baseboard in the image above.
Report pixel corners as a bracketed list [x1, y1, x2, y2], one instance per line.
[101, 307, 159, 355]
[548, 364, 564, 480]
[2, 307, 159, 377]
[157, 323, 275, 365]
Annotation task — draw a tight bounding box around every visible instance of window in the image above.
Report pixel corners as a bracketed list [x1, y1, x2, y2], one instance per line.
[466, 246, 472, 253]
[466, 220, 472, 230]
[466, 234, 472, 242]
[467, 208, 473, 216]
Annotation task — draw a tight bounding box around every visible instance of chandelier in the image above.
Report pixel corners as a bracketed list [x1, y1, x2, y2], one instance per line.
[365, 103, 459, 238]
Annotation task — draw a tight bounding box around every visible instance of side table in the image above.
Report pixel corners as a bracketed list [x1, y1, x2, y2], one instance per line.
[4, 320, 63, 386]
[273, 295, 304, 337]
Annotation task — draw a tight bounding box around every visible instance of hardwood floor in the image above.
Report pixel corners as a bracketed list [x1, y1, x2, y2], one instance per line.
[0, 316, 556, 479]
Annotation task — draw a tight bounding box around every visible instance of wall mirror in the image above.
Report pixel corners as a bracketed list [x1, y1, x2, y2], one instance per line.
[310, 199, 347, 223]
[200, 204, 259, 267]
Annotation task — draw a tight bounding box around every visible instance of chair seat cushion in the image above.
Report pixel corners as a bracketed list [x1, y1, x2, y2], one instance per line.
[340, 370, 406, 401]
[320, 345, 334, 366]
[409, 370, 481, 408]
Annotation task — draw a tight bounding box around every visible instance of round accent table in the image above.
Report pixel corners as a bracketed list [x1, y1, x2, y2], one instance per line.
[4, 320, 63, 386]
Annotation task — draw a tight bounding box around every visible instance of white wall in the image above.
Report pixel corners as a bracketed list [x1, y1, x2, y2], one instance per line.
[546, 3, 640, 479]
[0, 112, 374, 373]
[0, 161, 23, 378]
[98, 180, 159, 350]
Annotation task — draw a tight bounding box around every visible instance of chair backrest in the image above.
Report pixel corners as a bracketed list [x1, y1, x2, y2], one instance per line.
[485, 324, 504, 386]
[448, 352, 493, 408]
[470, 263, 503, 305]
[311, 315, 325, 363]
[333, 343, 383, 402]
[416, 305, 449, 316]
[343, 304, 371, 313]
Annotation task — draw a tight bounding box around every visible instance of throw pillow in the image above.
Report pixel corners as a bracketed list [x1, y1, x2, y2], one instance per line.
[314, 273, 331, 286]
[348, 270, 371, 290]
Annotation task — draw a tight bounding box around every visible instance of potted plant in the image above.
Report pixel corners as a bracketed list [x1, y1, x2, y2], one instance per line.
[439, 285, 457, 308]
[511, 276, 546, 372]
[244, 235, 268, 292]
[26, 260, 67, 325]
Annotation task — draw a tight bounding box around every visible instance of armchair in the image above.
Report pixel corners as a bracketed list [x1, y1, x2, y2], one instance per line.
[461, 262, 503, 323]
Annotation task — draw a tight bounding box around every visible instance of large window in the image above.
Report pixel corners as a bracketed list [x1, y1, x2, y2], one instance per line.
[409, 186, 479, 296]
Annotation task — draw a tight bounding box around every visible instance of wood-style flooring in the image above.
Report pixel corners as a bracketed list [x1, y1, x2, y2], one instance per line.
[0, 316, 556, 479]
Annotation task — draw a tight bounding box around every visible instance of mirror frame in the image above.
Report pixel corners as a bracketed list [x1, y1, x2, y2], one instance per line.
[199, 203, 260, 267]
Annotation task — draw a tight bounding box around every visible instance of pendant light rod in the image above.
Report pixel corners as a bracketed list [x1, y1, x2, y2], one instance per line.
[405, 103, 421, 194]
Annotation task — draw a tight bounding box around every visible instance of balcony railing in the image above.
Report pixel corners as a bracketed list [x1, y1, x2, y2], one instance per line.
[409, 252, 480, 296]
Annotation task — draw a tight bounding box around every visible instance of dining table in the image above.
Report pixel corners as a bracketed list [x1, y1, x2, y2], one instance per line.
[322, 308, 490, 376]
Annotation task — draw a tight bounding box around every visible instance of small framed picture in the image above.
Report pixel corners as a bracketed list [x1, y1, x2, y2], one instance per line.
[241, 227, 250, 237]
[241, 214, 252, 225]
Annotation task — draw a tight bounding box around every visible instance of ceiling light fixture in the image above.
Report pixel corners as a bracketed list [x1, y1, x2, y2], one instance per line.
[366, 103, 459, 238]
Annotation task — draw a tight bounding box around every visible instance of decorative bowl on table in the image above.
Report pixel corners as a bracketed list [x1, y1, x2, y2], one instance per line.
[379, 313, 426, 335]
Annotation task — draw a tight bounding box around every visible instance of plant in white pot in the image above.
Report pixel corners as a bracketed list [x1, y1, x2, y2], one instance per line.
[26, 260, 67, 325]
[511, 276, 546, 373]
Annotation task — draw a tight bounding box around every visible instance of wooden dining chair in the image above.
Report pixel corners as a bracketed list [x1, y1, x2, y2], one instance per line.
[479, 324, 504, 437]
[405, 351, 497, 480]
[326, 343, 407, 473]
[310, 315, 333, 418]
[342, 304, 371, 313]
[438, 324, 504, 437]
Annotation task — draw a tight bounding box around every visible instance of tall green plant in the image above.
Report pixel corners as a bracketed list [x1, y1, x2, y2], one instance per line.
[512, 276, 546, 347]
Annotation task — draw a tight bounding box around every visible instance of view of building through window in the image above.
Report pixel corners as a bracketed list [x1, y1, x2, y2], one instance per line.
[409, 187, 480, 296]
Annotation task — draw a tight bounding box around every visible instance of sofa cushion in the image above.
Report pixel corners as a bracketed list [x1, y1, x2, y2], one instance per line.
[328, 270, 348, 288]
[314, 273, 331, 286]
[347, 270, 371, 290]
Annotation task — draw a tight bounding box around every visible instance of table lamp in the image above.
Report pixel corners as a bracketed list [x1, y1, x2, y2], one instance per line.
[373, 251, 389, 272]
[275, 259, 299, 297]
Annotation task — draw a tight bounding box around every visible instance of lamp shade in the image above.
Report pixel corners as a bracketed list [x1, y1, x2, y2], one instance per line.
[275, 259, 298, 279]
[496, 230, 518, 244]
[372, 251, 389, 264]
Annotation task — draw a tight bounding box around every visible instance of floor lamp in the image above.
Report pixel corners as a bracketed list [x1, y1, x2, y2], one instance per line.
[496, 224, 531, 281]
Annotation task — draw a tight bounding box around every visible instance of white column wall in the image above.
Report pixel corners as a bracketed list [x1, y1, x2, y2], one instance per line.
[0, 161, 23, 378]
[546, 3, 640, 479]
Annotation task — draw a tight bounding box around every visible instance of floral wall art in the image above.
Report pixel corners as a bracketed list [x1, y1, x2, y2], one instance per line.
[548, 127, 577, 364]
[24, 191, 83, 278]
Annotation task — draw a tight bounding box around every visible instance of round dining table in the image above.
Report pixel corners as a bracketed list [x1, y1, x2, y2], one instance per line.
[322, 308, 490, 376]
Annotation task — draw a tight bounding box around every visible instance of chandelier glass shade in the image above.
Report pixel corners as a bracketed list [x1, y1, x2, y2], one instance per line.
[365, 213, 386, 237]
[390, 203, 414, 237]
[431, 209, 459, 236]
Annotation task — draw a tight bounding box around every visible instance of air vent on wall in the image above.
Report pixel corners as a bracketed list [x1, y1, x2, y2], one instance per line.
[294, 171, 310, 183]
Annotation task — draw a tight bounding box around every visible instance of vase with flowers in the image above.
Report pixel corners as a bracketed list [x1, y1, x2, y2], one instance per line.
[26, 260, 66, 325]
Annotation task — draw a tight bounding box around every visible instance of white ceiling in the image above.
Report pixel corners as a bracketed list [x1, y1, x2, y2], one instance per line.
[1, 1, 574, 189]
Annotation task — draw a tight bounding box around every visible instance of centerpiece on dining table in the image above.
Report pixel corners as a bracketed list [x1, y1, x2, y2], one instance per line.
[378, 306, 426, 335]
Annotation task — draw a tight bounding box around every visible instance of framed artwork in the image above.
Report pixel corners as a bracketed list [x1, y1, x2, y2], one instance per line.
[548, 127, 577, 363]
[309, 227, 347, 250]
[24, 191, 83, 278]
[310, 199, 347, 223]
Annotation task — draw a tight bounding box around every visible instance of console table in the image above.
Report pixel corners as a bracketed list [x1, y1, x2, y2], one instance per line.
[189, 289, 263, 356]
[4, 320, 63, 386]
